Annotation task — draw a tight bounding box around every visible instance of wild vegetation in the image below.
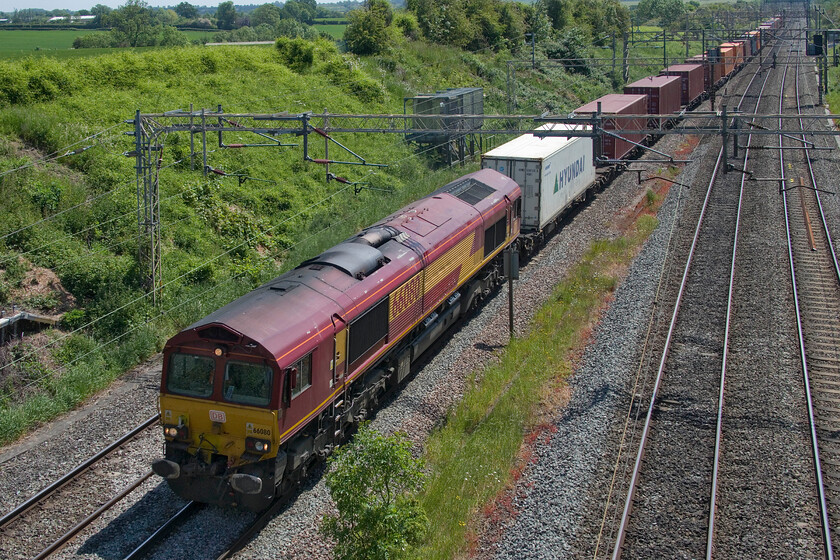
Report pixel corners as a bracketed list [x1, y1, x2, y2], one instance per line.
[321, 423, 428, 560]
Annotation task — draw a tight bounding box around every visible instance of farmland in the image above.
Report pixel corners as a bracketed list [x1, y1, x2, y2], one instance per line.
[0, 29, 226, 59]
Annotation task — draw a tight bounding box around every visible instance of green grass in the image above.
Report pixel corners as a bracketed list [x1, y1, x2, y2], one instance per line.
[826, 64, 840, 116]
[0, 29, 89, 52]
[415, 214, 659, 558]
[314, 24, 347, 39]
[0, 29, 223, 59]
[181, 30, 222, 42]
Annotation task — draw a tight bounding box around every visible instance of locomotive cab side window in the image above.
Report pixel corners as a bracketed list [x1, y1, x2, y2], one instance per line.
[291, 353, 312, 398]
[223, 360, 273, 406]
[167, 353, 215, 398]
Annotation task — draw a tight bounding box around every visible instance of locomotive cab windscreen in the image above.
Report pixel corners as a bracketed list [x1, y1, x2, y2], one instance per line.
[164, 351, 274, 408]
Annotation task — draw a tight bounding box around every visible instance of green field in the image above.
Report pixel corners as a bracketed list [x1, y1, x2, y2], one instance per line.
[0, 29, 97, 57]
[313, 23, 347, 39]
[0, 28, 223, 59]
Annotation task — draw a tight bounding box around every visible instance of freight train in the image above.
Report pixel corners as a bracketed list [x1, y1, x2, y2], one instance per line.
[152, 15, 784, 510]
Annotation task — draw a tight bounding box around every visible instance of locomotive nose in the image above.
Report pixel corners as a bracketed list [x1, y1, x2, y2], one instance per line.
[152, 459, 181, 479]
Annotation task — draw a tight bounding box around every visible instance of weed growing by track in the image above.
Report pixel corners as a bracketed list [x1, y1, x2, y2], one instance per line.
[416, 213, 658, 559]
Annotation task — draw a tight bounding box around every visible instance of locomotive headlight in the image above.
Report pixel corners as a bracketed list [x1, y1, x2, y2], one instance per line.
[163, 425, 189, 440]
[245, 437, 271, 454]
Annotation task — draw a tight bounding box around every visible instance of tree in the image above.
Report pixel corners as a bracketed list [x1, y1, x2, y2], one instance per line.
[175, 1, 197, 19]
[344, 0, 393, 55]
[108, 0, 158, 47]
[216, 1, 236, 30]
[636, 0, 686, 25]
[90, 4, 111, 26]
[321, 424, 428, 560]
[156, 8, 179, 26]
[542, 0, 572, 30]
[280, 0, 317, 24]
[251, 3, 283, 27]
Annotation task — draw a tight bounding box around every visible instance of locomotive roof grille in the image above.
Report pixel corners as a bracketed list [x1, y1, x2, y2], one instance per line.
[439, 178, 495, 205]
[302, 242, 385, 279]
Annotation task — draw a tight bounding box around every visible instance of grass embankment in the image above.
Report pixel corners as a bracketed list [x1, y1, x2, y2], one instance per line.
[416, 211, 660, 558]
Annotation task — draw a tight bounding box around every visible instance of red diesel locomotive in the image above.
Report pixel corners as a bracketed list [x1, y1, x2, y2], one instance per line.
[152, 169, 521, 510]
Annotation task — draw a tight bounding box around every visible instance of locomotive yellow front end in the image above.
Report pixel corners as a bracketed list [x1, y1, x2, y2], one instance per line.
[152, 344, 286, 511]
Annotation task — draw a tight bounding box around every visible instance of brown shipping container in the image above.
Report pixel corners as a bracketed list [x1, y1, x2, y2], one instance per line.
[661, 64, 704, 106]
[624, 75, 682, 126]
[720, 42, 743, 66]
[719, 46, 736, 76]
[739, 36, 752, 58]
[685, 54, 714, 90]
[574, 94, 648, 161]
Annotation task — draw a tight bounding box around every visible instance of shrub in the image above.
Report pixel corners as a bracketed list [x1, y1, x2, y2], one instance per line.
[59, 309, 87, 331]
[0, 65, 31, 105]
[58, 254, 132, 302]
[321, 423, 428, 560]
[321, 56, 385, 102]
[73, 32, 117, 49]
[25, 180, 63, 217]
[394, 12, 420, 40]
[276, 37, 315, 72]
[344, 0, 392, 55]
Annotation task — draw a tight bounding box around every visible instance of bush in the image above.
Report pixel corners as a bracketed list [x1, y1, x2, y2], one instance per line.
[321, 424, 428, 560]
[394, 12, 420, 40]
[25, 180, 63, 217]
[59, 309, 87, 331]
[0, 65, 31, 105]
[344, 0, 392, 55]
[276, 37, 316, 71]
[73, 32, 116, 49]
[321, 56, 385, 102]
[58, 255, 132, 302]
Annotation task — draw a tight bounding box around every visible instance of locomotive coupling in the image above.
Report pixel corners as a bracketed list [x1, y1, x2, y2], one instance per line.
[152, 459, 181, 480]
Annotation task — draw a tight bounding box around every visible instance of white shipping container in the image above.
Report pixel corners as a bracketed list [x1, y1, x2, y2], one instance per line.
[481, 124, 595, 233]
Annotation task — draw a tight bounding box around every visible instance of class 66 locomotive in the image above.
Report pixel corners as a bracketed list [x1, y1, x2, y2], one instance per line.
[152, 169, 522, 511]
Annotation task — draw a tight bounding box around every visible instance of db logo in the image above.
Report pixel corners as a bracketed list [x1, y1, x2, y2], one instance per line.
[209, 410, 227, 423]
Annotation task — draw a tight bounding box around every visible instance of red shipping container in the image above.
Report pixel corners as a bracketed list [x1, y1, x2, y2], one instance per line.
[661, 64, 705, 106]
[624, 75, 682, 126]
[574, 94, 648, 161]
[685, 54, 713, 90]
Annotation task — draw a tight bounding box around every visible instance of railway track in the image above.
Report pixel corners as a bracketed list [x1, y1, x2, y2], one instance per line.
[783, 45, 840, 558]
[0, 415, 158, 559]
[596, 16, 833, 558]
[607, 59, 770, 558]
